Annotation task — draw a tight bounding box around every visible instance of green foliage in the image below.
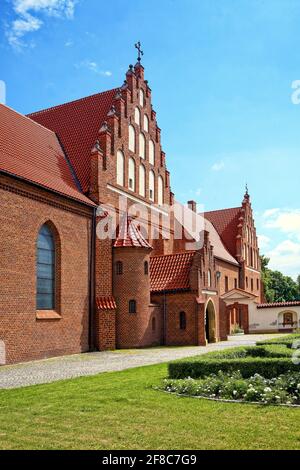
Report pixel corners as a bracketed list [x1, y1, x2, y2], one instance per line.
[163, 371, 300, 405]
[257, 333, 300, 348]
[260, 255, 300, 302]
[168, 342, 300, 379]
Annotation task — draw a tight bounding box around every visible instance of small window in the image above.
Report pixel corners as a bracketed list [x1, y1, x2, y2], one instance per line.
[134, 107, 140, 125]
[129, 125, 135, 152]
[116, 261, 123, 275]
[129, 299, 136, 314]
[251, 278, 254, 291]
[257, 278, 259, 290]
[144, 261, 149, 275]
[143, 114, 149, 132]
[179, 311, 186, 330]
[207, 269, 212, 287]
[234, 278, 238, 289]
[152, 317, 156, 331]
[246, 277, 249, 288]
[225, 276, 229, 293]
[139, 89, 144, 107]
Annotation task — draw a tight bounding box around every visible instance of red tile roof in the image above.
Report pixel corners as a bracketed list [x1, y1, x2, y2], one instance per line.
[114, 215, 152, 249]
[96, 296, 117, 310]
[204, 207, 241, 258]
[150, 252, 195, 293]
[28, 89, 118, 193]
[257, 301, 300, 309]
[0, 104, 94, 206]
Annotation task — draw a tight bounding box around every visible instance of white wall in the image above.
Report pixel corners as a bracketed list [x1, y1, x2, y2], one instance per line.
[249, 304, 300, 332]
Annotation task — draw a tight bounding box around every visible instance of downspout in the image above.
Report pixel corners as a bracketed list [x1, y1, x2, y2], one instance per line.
[88, 207, 96, 351]
[163, 291, 167, 345]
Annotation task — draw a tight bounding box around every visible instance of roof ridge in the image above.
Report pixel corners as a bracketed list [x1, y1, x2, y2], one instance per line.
[0, 103, 59, 137]
[27, 88, 119, 117]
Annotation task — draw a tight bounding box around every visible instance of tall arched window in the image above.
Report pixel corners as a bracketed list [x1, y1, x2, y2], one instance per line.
[139, 132, 145, 159]
[36, 224, 55, 310]
[149, 170, 155, 201]
[129, 299, 137, 314]
[116, 150, 125, 186]
[149, 140, 155, 165]
[129, 125, 135, 152]
[139, 164, 146, 197]
[143, 114, 149, 132]
[179, 311, 186, 330]
[139, 89, 144, 107]
[158, 175, 164, 205]
[128, 157, 135, 191]
[134, 107, 140, 126]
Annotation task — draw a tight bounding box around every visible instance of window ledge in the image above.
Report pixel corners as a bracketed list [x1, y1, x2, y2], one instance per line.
[36, 310, 61, 320]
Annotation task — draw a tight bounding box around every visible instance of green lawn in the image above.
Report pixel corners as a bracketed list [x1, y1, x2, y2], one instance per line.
[0, 363, 299, 450]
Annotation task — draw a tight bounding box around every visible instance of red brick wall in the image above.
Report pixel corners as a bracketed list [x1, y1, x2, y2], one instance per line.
[95, 310, 116, 350]
[0, 175, 93, 364]
[113, 246, 160, 347]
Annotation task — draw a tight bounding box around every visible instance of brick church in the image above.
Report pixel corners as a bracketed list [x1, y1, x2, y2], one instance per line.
[0, 50, 262, 364]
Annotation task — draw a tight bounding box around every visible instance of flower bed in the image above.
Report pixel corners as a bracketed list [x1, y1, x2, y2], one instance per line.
[162, 371, 300, 406]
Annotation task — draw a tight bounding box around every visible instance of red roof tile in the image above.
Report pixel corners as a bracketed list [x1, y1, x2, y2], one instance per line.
[257, 301, 300, 309]
[150, 252, 195, 293]
[96, 296, 117, 310]
[114, 214, 152, 249]
[28, 89, 118, 193]
[204, 207, 241, 258]
[0, 104, 94, 206]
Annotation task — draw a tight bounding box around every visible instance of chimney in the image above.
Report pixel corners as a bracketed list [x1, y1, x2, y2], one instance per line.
[188, 200, 197, 213]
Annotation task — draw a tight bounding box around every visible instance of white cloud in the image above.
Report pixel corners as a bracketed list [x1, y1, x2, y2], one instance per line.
[76, 60, 112, 77]
[65, 40, 73, 47]
[257, 234, 271, 250]
[266, 239, 300, 280]
[211, 161, 225, 171]
[263, 208, 300, 240]
[6, 0, 77, 49]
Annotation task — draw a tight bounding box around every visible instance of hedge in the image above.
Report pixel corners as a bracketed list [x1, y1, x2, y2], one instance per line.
[168, 357, 299, 379]
[256, 334, 300, 349]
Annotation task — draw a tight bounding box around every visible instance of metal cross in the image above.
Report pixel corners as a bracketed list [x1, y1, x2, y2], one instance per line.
[135, 41, 144, 63]
[245, 183, 249, 195]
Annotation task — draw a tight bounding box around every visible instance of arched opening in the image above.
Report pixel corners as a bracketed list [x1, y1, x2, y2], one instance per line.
[128, 125, 135, 152]
[205, 300, 216, 343]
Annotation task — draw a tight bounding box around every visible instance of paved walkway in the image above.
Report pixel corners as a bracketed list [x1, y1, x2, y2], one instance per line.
[0, 334, 279, 389]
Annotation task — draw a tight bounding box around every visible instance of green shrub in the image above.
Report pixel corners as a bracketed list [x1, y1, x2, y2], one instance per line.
[246, 345, 293, 358]
[256, 334, 300, 349]
[168, 357, 299, 379]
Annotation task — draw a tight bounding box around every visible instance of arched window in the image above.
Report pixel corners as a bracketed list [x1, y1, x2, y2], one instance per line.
[116, 261, 123, 275]
[149, 170, 155, 201]
[144, 261, 149, 275]
[158, 175, 164, 205]
[139, 164, 146, 197]
[139, 89, 144, 107]
[129, 299, 137, 314]
[139, 132, 145, 159]
[207, 269, 212, 287]
[134, 107, 140, 126]
[129, 125, 135, 152]
[116, 150, 125, 186]
[36, 224, 55, 310]
[149, 140, 155, 165]
[143, 114, 149, 132]
[128, 157, 135, 191]
[283, 312, 294, 326]
[179, 311, 186, 330]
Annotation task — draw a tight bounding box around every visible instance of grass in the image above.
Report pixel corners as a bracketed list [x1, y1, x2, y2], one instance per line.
[0, 363, 300, 450]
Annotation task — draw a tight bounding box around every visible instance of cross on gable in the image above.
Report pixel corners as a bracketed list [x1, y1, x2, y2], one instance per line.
[135, 41, 144, 63]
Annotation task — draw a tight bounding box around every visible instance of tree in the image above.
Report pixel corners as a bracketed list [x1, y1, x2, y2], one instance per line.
[260, 256, 300, 303]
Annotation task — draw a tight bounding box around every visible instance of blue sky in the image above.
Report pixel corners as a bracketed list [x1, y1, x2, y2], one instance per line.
[1, 0, 300, 279]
